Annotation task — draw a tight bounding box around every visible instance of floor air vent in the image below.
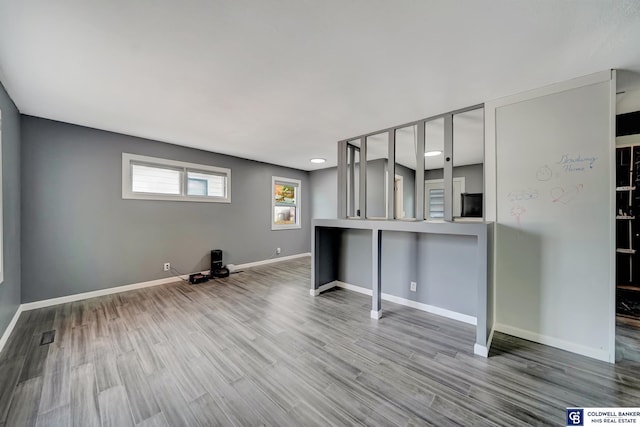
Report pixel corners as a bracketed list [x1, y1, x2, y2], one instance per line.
[40, 330, 56, 345]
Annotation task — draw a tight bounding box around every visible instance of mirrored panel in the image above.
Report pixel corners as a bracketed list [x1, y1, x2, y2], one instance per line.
[394, 125, 417, 219]
[424, 118, 446, 220]
[347, 140, 361, 217]
[453, 108, 484, 218]
[366, 133, 388, 218]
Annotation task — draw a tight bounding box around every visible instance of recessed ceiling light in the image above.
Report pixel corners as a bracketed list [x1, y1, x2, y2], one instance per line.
[424, 150, 442, 157]
[310, 158, 326, 164]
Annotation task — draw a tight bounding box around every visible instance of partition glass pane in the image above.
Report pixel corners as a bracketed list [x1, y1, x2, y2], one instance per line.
[366, 133, 388, 218]
[394, 125, 417, 219]
[424, 118, 445, 220]
[453, 108, 484, 218]
[347, 140, 360, 217]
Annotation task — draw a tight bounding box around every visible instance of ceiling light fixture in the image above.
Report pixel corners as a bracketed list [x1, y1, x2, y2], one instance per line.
[424, 150, 442, 157]
[310, 158, 326, 164]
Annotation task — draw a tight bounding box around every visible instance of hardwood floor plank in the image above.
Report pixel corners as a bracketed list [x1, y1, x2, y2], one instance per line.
[38, 359, 71, 414]
[69, 363, 100, 427]
[19, 334, 51, 383]
[116, 352, 161, 424]
[0, 357, 25, 423]
[136, 412, 169, 427]
[4, 376, 43, 427]
[35, 404, 70, 427]
[93, 339, 121, 392]
[153, 342, 206, 403]
[188, 393, 233, 427]
[146, 369, 201, 427]
[98, 385, 135, 427]
[127, 328, 164, 375]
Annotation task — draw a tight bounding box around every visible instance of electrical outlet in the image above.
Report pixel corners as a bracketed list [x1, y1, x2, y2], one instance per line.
[410, 281, 417, 292]
[164, 262, 170, 271]
[276, 247, 281, 255]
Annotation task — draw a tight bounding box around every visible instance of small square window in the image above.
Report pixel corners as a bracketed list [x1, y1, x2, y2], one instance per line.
[272, 177, 301, 230]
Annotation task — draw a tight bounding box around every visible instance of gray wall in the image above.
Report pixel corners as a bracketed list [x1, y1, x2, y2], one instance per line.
[0, 82, 21, 338]
[325, 229, 477, 316]
[21, 116, 311, 303]
[310, 167, 337, 219]
[425, 163, 484, 193]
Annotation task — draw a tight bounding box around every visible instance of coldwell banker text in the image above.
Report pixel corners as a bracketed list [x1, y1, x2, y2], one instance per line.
[567, 408, 640, 426]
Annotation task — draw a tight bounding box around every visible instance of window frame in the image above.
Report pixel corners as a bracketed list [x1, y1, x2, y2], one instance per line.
[271, 176, 301, 230]
[122, 153, 231, 203]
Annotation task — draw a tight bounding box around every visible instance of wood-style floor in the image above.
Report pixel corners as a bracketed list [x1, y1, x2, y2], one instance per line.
[1, 257, 639, 426]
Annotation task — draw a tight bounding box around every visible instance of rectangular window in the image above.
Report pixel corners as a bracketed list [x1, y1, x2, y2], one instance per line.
[123, 153, 230, 203]
[272, 177, 301, 230]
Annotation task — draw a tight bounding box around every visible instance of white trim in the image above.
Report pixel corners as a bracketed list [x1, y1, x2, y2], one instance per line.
[370, 310, 382, 319]
[335, 281, 372, 296]
[21, 275, 189, 311]
[380, 292, 477, 325]
[474, 328, 495, 357]
[0, 305, 23, 354]
[19, 253, 311, 312]
[332, 281, 477, 325]
[122, 153, 231, 203]
[310, 281, 337, 296]
[487, 70, 612, 109]
[235, 252, 310, 270]
[271, 176, 302, 230]
[494, 323, 610, 362]
[608, 71, 617, 363]
[473, 344, 489, 357]
[616, 135, 640, 148]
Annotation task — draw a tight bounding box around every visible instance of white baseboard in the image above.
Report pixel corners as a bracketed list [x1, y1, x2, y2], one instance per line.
[332, 281, 477, 325]
[311, 281, 338, 296]
[494, 323, 610, 363]
[20, 252, 312, 313]
[235, 253, 311, 270]
[335, 281, 372, 296]
[0, 305, 24, 354]
[474, 343, 489, 357]
[473, 329, 494, 358]
[21, 274, 190, 312]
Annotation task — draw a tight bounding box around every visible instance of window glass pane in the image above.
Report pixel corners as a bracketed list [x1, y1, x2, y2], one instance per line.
[347, 141, 360, 217]
[187, 170, 226, 197]
[429, 189, 444, 218]
[453, 107, 484, 217]
[425, 118, 445, 219]
[366, 132, 388, 218]
[132, 163, 181, 195]
[274, 183, 297, 205]
[274, 206, 296, 225]
[394, 125, 417, 219]
[188, 178, 207, 196]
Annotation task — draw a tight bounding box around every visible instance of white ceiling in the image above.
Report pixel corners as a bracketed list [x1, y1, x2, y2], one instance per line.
[0, 0, 639, 171]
